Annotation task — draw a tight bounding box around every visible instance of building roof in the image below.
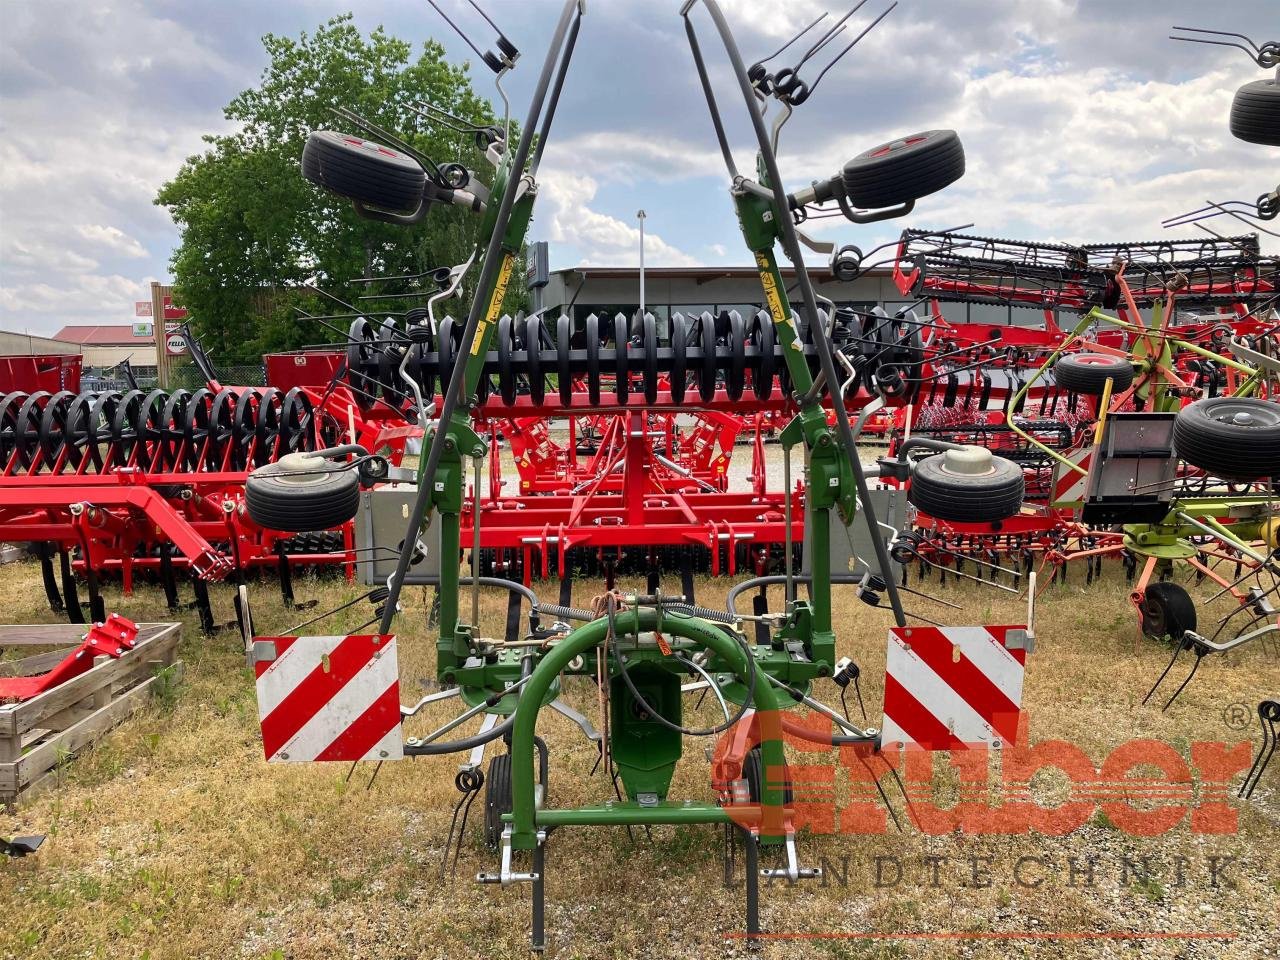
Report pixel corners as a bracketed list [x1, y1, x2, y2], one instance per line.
[54, 324, 155, 346]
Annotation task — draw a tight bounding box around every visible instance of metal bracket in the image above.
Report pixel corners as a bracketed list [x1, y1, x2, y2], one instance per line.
[1004, 628, 1036, 654]
[547, 697, 602, 743]
[759, 832, 822, 882]
[477, 827, 542, 885]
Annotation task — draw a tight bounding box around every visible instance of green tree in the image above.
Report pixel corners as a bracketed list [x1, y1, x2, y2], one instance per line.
[156, 13, 523, 365]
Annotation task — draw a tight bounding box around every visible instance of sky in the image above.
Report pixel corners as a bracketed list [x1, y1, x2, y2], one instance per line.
[0, 0, 1276, 336]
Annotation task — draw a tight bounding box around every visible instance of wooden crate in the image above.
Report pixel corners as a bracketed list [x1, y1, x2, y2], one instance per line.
[0, 622, 182, 807]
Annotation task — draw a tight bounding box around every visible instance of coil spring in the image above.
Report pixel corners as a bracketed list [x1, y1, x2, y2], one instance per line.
[345, 306, 930, 408]
[0, 387, 323, 474]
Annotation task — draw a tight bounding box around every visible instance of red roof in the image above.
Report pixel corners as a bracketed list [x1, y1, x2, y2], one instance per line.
[54, 325, 155, 346]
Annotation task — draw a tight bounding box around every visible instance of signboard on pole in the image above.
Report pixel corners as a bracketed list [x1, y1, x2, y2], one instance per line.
[135, 301, 153, 317]
[165, 331, 189, 356]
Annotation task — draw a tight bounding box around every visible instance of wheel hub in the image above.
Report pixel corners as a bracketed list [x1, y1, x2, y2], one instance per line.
[939, 445, 996, 477]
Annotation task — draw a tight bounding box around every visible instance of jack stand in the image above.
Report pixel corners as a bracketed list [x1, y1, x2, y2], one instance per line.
[531, 843, 546, 953]
[743, 827, 759, 941]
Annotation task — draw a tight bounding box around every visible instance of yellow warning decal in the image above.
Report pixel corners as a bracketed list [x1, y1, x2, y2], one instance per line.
[755, 251, 787, 326]
[471, 254, 514, 356]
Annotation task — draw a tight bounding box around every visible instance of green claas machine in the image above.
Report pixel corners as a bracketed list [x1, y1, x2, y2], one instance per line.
[243, 1, 1031, 948]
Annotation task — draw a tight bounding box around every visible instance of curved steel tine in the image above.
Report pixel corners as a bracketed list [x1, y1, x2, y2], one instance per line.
[1170, 25, 1261, 54]
[756, 12, 827, 67]
[796, 1, 869, 68]
[1162, 198, 1257, 228]
[1194, 209, 1280, 242]
[809, 2, 898, 97]
[425, 0, 489, 64]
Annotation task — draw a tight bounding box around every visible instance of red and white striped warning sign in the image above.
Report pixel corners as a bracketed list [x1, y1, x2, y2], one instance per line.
[880, 625, 1030, 751]
[1050, 448, 1093, 506]
[253, 634, 403, 763]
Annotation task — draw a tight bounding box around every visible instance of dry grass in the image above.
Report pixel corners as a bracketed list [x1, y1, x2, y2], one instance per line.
[0, 556, 1276, 960]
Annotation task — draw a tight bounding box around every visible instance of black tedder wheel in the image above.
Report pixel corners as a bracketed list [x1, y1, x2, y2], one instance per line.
[301, 130, 427, 212]
[1052, 353, 1134, 395]
[744, 746, 794, 805]
[1173, 396, 1280, 480]
[1229, 79, 1280, 147]
[483, 753, 512, 851]
[1140, 582, 1197, 644]
[908, 447, 1025, 523]
[841, 129, 965, 210]
[245, 454, 360, 532]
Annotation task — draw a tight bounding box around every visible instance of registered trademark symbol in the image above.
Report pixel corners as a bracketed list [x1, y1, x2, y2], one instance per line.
[1222, 702, 1251, 731]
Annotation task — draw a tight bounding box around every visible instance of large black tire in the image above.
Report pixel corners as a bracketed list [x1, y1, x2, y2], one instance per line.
[1229, 79, 1280, 147]
[1173, 397, 1280, 480]
[1053, 353, 1134, 395]
[301, 130, 426, 212]
[908, 447, 1025, 523]
[483, 753, 512, 851]
[841, 130, 965, 210]
[245, 453, 359, 532]
[1140, 582, 1197, 644]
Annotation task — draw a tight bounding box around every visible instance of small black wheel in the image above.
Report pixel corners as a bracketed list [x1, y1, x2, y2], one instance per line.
[301, 130, 426, 212]
[245, 453, 359, 532]
[1140, 581, 1197, 644]
[908, 447, 1025, 523]
[1173, 397, 1280, 480]
[483, 753, 512, 851]
[1229, 79, 1280, 147]
[744, 746, 794, 805]
[1053, 353, 1134, 395]
[841, 130, 965, 210]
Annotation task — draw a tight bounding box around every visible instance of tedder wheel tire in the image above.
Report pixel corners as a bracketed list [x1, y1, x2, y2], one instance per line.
[301, 130, 427, 212]
[841, 130, 965, 210]
[244, 452, 359, 532]
[483, 753, 512, 851]
[1052, 353, 1134, 395]
[1229, 79, 1280, 147]
[1140, 582, 1197, 644]
[744, 746, 794, 806]
[908, 447, 1025, 523]
[1173, 396, 1280, 480]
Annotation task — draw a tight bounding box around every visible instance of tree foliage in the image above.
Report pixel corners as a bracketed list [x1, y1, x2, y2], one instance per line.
[157, 14, 521, 364]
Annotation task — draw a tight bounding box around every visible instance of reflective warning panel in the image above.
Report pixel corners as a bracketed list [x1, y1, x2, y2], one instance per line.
[252, 635, 403, 762]
[881, 625, 1031, 751]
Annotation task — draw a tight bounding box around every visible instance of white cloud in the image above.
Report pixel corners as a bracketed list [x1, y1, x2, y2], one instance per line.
[77, 225, 148, 258]
[538, 169, 701, 267]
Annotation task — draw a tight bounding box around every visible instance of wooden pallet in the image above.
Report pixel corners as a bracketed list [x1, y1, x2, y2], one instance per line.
[0, 622, 182, 807]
